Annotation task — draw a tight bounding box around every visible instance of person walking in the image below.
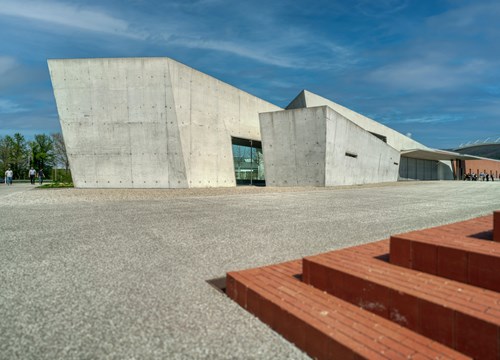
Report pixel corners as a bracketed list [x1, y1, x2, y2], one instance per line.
[5, 168, 13, 186]
[38, 168, 45, 185]
[29, 167, 36, 185]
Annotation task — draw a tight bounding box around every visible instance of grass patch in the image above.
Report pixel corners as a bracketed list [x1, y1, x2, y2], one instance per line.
[39, 182, 74, 188]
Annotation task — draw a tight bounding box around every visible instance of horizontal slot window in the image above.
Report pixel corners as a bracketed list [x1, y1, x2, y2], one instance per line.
[345, 152, 358, 158]
[369, 132, 387, 143]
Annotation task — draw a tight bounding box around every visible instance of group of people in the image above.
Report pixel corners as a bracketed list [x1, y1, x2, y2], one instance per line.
[463, 172, 495, 181]
[4, 167, 44, 186]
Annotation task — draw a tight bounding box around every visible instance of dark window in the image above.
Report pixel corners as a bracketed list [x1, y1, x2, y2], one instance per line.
[232, 137, 265, 185]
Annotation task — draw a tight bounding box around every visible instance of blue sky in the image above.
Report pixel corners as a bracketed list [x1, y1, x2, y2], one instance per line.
[0, 0, 499, 149]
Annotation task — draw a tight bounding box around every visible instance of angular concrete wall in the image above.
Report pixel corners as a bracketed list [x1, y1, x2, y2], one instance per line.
[48, 58, 281, 188]
[260, 106, 400, 186]
[260, 107, 327, 186]
[287, 90, 455, 180]
[287, 90, 426, 151]
[324, 107, 400, 186]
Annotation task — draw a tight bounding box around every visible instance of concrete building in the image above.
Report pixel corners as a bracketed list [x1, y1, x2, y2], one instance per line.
[279, 90, 461, 183]
[260, 106, 400, 186]
[451, 141, 500, 179]
[48, 57, 497, 188]
[48, 57, 280, 188]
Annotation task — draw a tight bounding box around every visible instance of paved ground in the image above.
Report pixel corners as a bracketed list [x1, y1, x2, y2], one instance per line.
[1, 181, 499, 359]
[0, 182, 39, 198]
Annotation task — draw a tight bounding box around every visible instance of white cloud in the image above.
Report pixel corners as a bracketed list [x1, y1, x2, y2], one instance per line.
[361, 1, 500, 93]
[150, 2, 354, 70]
[0, 0, 145, 39]
[397, 114, 462, 124]
[167, 31, 352, 70]
[368, 59, 490, 91]
[0, 99, 28, 114]
[426, 1, 500, 32]
[171, 38, 300, 69]
[0, 1, 352, 70]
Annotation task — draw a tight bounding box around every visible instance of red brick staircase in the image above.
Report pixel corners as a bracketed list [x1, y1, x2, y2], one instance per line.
[227, 212, 500, 359]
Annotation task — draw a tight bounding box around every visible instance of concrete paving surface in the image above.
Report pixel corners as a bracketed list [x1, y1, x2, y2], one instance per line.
[1, 181, 499, 359]
[0, 182, 39, 198]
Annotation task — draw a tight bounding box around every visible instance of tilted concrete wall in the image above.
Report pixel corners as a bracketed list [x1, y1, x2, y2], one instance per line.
[260, 107, 327, 186]
[287, 90, 426, 151]
[324, 107, 400, 186]
[260, 106, 400, 186]
[287, 90, 455, 180]
[48, 57, 280, 188]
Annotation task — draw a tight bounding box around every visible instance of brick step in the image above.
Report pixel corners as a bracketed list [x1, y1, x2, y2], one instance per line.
[227, 260, 469, 360]
[495, 211, 500, 242]
[303, 243, 500, 359]
[390, 218, 500, 291]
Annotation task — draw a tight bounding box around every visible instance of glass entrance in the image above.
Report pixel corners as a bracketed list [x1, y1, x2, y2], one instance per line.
[232, 137, 265, 185]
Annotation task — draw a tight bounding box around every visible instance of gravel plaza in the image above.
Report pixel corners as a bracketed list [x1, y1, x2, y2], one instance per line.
[1, 181, 499, 359]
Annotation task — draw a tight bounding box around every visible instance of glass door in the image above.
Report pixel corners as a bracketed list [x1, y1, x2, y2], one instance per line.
[231, 137, 265, 185]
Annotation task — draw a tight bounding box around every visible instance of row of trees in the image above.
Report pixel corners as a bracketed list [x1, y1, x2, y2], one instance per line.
[0, 132, 69, 180]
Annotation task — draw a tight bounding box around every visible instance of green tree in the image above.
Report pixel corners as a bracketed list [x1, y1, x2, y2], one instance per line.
[28, 141, 37, 168]
[51, 132, 69, 171]
[0, 135, 13, 175]
[30, 134, 55, 175]
[8, 133, 28, 179]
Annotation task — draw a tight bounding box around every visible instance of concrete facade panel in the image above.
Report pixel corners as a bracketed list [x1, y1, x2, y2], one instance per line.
[95, 154, 133, 188]
[105, 61, 128, 90]
[287, 90, 426, 152]
[261, 106, 399, 187]
[128, 122, 167, 155]
[163, 72, 188, 189]
[287, 91, 459, 181]
[95, 122, 131, 155]
[63, 122, 97, 154]
[238, 94, 263, 141]
[260, 107, 327, 186]
[49, 57, 280, 188]
[218, 85, 240, 135]
[169, 60, 194, 183]
[129, 153, 169, 188]
[60, 61, 90, 90]
[55, 88, 92, 120]
[325, 107, 399, 186]
[437, 161, 453, 180]
[106, 90, 129, 122]
[126, 87, 164, 123]
[88, 61, 111, 90]
[70, 155, 97, 188]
